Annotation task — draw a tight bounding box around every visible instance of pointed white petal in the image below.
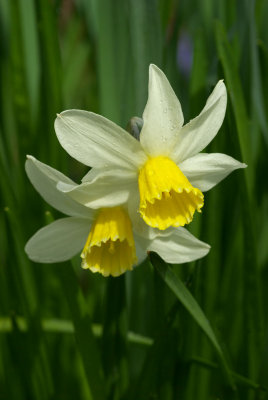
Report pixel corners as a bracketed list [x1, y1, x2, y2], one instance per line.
[133, 229, 175, 266]
[25, 217, 90, 263]
[170, 80, 227, 163]
[81, 168, 94, 183]
[55, 110, 146, 169]
[127, 189, 149, 238]
[133, 233, 149, 266]
[179, 153, 247, 192]
[148, 227, 210, 264]
[57, 167, 136, 209]
[140, 64, 184, 157]
[81, 165, 137, 183]
[26, 156, 93, 219]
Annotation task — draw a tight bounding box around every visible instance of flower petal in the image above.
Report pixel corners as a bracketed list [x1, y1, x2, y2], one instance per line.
[170, 80, 227, 163]
[25, 217, 90, 263]
[25, 156, 92, 219]
[140, 64, 184, 157]
[133, 233, 149, 265]
[55, 110, 146, 169]
[127, 188, 149, 237]
[179, 153, 247, 192]
[57, 168, 136, 209]
[148, 227, 210, 264]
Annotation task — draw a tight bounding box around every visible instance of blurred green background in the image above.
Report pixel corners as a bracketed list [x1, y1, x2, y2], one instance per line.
[1, 0, 268, 399]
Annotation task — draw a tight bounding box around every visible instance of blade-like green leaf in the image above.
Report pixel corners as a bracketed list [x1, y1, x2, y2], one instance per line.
[102, 277, 129, 399]
[190, 357, 265, 391]
[215, 21, 253, 190]
[215, 21, 264, 391]
[248, 0, 268, 147]
[150, 253, 235, 389]
[128, 0, 162, 115]
[56, 262, 106, 400]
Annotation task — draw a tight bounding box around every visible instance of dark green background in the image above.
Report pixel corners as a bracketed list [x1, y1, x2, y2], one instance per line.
[1, 0, 268, 399]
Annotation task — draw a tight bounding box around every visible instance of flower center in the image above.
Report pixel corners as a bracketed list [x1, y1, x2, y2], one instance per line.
[138, 156, 204, 230]
[81, 207, 137, 277]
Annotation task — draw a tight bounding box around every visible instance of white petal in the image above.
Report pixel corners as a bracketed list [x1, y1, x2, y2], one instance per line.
[133, 229, 174, 266]
[148, 227, 210, 264]
[127, 189, 149, 238]
[26, 156, 92, 219]
[140, 64, 184, 157]
[179, 153, 247, 192]
[57, 167, 136, 209]
[81, 165, 135, 183]
[133, 233, 149, 266]
[25, 217, 90, 263]
[55, 110, 146, 169]
[81, 168, 95, 183]
[170, 80, 227, 163]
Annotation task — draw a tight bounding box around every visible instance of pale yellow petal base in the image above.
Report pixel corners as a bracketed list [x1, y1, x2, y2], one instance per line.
[138, 156, 204, 230]
[81, 207, 137, 277]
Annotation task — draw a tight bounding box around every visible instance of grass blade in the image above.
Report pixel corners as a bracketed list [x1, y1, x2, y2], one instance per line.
[56, 262, 106, 400]
[150, 253, 235, 389]
[215, 21, 264, 391]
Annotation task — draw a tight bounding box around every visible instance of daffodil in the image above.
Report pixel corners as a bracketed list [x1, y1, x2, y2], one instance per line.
[25, 156, 210, 277]
[55, 65, 246, 231]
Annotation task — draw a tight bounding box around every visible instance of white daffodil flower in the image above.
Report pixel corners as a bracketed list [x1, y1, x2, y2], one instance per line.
[55, 64, 246, 231]
[25, 156, 210, 277]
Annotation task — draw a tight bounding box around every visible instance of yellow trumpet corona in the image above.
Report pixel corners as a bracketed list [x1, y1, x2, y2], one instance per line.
[138, 156, 204, 230]
[81, 207, 137, 277]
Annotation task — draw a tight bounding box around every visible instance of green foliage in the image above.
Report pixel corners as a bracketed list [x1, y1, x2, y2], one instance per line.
[1, 0, 268, 399]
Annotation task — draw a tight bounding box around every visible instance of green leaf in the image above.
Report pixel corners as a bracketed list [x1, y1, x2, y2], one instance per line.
[215, 20, 264, 387]
[4, 207, 54, 399]
[248, 0, 268, 147]
[102, 277, 129, 399]
[36, 0, 63, 165]
[149, 253, 235, 390]
[133, 303, 179, 400]
[215, 21, 253, 190]
[190, 356, 265, 391]
[56, 262, 106, 400]
[18, 0, 40, 124]
[94, 0, 131, 124]
[128, 0, 162, 115]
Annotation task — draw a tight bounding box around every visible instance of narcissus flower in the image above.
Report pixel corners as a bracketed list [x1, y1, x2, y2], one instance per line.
[55, 65, 246, 231]
[25, 156, 210, 277]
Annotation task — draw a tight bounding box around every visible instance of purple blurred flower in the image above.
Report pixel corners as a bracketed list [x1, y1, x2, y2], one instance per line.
[177, 32, 193, 77]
